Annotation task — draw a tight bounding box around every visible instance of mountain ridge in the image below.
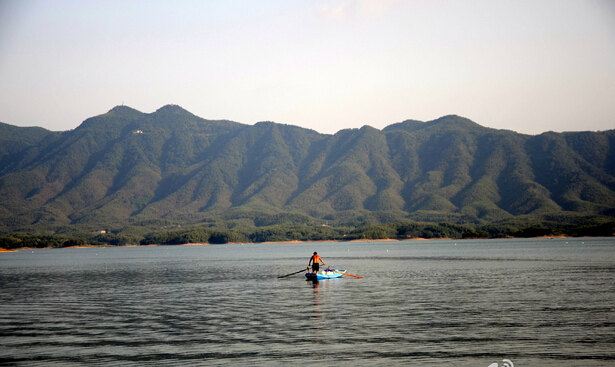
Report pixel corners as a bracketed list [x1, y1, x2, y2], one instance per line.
[0, 105, 613, 230]
[4, 106, 613, 137]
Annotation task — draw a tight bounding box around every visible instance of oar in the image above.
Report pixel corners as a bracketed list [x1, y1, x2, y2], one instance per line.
[278, 268, 307, 278]
[343, 272, 364, 279]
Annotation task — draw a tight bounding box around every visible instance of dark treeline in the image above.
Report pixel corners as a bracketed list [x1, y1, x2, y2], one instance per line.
[1, 216, 613, 249]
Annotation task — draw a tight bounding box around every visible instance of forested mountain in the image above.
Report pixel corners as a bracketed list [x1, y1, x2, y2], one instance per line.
[0, 105, 613, 230]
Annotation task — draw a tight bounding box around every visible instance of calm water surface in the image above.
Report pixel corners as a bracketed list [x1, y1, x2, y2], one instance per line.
[1, 238, 614, 366]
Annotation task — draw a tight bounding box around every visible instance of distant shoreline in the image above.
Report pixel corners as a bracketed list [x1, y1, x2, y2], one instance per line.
[2, 214, 612, 251]
[2, 235, 607, 252]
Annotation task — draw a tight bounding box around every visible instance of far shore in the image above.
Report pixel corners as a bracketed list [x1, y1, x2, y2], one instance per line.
[1, 234, 604, 252]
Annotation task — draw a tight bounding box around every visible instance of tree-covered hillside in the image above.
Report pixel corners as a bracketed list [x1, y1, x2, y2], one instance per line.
[0, 105, 613, 231]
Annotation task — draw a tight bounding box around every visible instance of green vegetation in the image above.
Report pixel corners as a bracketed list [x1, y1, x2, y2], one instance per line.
[0, 105, 613, 243]
[1, 214, 612, 249]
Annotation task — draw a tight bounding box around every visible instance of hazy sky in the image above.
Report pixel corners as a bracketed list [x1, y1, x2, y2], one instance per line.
[0, 0, 614, 134]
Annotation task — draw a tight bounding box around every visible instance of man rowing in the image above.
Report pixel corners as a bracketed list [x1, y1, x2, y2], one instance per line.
[308, 251, 326, 274]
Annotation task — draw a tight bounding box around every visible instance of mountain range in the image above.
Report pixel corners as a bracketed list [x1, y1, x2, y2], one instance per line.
[0, 105, 613, 230]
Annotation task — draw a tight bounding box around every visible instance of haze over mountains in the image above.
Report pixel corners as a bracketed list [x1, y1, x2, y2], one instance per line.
[0, 105, 613, 230]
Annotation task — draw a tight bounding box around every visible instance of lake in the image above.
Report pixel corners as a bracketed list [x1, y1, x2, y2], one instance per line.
[1, 238, 614, 366]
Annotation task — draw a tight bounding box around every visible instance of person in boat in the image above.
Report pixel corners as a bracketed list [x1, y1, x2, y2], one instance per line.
[308, 251, 326, 274]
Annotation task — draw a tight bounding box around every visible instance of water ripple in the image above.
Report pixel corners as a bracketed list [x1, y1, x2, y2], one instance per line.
[1, 238, 614, 366]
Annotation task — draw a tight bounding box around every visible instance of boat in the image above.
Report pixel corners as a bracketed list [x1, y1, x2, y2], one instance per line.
[305, 268, 346, 281]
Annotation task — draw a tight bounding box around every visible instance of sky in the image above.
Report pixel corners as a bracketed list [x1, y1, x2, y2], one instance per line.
[0, 0, 614, 134]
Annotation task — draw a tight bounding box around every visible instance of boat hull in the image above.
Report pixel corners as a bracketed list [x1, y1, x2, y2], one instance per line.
[305, 269, 346, 281]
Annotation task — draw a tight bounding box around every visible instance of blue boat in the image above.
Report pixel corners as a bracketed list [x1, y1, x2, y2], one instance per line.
[305, 268, 346, 281]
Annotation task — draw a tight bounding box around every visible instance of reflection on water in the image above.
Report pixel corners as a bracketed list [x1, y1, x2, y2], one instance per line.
[1, 238, 614, 366]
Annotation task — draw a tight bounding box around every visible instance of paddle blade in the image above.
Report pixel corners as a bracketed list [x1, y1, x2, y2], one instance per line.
[343, 272, 364, 279]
